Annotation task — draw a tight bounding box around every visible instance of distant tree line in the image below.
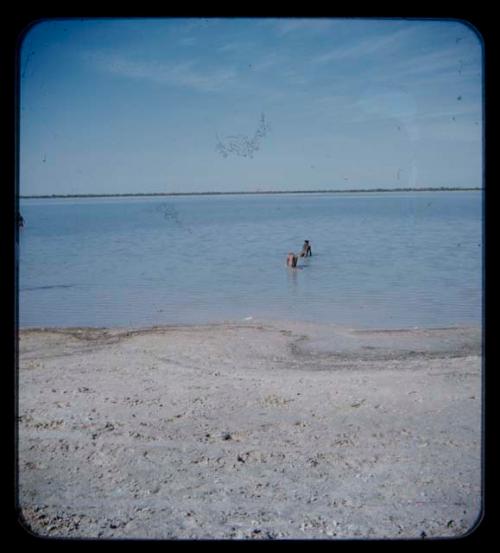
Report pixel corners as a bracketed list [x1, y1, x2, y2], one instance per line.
[20, 187, 481, 199]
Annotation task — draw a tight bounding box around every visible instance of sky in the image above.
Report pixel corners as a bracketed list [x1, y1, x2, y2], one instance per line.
[19, 17, 484, 195]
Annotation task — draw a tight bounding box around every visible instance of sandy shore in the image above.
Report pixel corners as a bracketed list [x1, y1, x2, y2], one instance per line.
[17, 320, 482, 540]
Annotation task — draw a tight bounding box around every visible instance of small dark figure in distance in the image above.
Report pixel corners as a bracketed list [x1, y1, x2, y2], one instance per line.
[286, 252, 298, 268]
[17, 212, 24, 228]
[300, 240, 311, 257]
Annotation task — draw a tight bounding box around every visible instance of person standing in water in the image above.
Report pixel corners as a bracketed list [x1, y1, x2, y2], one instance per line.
[300, 240, 311, 257]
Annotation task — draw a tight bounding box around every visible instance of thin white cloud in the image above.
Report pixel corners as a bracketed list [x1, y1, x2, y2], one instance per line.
[217, 40, 255, 53]
[84, 50, 238, 92]
[312, 25, 421, 65]
[266, 18, 339, 36]
[391, 46, 480, 81]
[177, 18, 224, 32]
[424, 118, 482, 143]
[179, 36, 197, 47]
[249, 52, 285, 73]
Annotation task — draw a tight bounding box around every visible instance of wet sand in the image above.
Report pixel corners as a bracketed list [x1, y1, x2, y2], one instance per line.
[17, 320, 482, 539]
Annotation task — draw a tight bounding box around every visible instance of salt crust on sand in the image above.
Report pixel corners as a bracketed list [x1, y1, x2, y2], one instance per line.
[17, 320, 482, 540]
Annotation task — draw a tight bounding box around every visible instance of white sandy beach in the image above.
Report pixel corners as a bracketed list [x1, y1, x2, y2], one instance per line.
[17, 320, 482, 540]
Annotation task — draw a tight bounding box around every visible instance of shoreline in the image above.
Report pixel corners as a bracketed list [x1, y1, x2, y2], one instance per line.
[18, 319, 482, 360]
[18, 320, 482, 539]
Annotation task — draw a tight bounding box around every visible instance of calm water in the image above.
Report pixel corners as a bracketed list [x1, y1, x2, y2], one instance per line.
[18, 191, 483, 329]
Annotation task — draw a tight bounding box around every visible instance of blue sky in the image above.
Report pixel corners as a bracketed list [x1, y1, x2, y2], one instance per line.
[19, 17, 483, 195]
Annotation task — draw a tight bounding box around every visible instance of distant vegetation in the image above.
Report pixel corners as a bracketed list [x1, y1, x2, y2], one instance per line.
[20, 187, 481, 199]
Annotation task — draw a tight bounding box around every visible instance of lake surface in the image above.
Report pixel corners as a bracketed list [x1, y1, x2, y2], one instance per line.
[18, 191, 483, 329]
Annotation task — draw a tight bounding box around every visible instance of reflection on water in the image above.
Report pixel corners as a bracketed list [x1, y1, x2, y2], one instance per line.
[19, 191, 482, 329]
[286, 265, 300, 293]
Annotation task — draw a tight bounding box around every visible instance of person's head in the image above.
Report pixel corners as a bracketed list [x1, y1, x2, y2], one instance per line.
[304, 240, 309, 244]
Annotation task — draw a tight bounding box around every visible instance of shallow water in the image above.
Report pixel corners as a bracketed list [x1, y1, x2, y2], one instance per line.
[18, 191, 483, 329]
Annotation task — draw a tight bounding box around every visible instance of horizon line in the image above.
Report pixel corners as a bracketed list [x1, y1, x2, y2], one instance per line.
[20, 186, 482, 199]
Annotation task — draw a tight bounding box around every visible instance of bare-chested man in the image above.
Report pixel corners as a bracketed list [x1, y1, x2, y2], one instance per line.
[300, 240, 311, 257]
